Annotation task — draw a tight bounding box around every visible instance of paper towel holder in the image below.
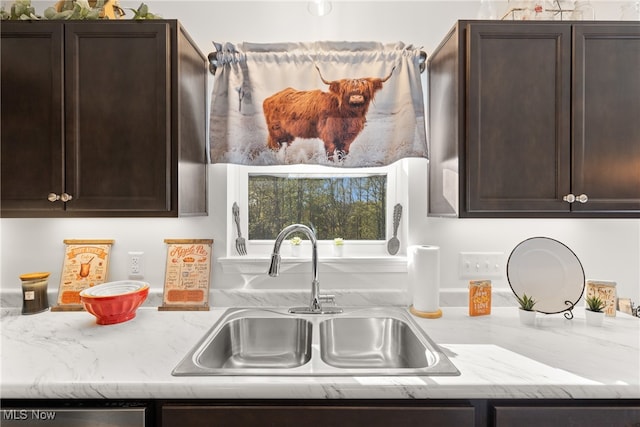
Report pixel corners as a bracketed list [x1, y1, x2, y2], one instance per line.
[408, 244, 442, 319]
[409, 305, 442, 319]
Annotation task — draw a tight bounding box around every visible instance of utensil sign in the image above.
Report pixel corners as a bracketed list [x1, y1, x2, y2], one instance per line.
[159, 239, 213, 311]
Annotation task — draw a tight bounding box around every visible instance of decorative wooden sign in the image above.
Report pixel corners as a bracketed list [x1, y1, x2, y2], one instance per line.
[469, 280, 492, 317]
[158, 239, 213, 311]
[586, 280, 617, 317]
[51, 239, 114, 312]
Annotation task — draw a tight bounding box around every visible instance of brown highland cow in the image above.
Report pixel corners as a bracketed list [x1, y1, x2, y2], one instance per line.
[263, 66, 395, 160]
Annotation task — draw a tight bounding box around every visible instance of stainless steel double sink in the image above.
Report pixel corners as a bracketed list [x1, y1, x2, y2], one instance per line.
[172, 307, 459, 376]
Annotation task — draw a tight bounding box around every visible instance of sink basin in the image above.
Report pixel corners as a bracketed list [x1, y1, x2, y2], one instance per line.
[172, 307, 459, 376]
[196, 317, 312, 369]
[320, 317, 432, 369]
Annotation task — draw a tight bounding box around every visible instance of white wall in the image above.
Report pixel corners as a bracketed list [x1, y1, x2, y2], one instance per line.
[1, 1, 638, 304]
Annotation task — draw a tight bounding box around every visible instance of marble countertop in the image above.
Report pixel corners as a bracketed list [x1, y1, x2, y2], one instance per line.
[1, 305, 638, 400]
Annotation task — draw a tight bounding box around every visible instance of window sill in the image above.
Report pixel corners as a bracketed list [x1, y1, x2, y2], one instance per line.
[218, 256, 408, 275]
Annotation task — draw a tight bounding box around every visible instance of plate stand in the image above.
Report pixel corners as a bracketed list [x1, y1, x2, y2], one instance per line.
[563, 300, 576, 320]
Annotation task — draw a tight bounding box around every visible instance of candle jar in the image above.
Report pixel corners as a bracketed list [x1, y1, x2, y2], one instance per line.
[20, 272, 50, 314]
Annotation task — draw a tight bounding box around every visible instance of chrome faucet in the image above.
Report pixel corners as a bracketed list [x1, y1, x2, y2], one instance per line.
[268, 224, 342, 314]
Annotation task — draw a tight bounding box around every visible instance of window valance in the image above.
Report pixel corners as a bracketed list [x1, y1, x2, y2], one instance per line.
[209, 41, 428, 167]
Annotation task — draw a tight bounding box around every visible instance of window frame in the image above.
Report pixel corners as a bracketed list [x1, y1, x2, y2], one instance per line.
[226, 160, 409, 259]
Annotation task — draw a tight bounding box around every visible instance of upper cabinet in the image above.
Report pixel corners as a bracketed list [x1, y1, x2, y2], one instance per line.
[428, 21, 640, 218]
[1, 20, 207, 217]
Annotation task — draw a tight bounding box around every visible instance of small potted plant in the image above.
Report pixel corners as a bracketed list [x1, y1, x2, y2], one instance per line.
[289, 236, 302, 257]
[516, 293, 537, 325]
[585, 295, 606, 326]
[333, 238, 344, 257]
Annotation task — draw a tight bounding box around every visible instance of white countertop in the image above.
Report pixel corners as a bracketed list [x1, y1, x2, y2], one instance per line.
[1, 305, 638, 400]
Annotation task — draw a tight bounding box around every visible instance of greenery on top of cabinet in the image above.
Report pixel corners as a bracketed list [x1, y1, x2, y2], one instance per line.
[0, 0, 160, 21]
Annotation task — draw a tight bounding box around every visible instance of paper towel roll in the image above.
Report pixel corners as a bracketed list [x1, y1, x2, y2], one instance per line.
[408, 245, 441, 316]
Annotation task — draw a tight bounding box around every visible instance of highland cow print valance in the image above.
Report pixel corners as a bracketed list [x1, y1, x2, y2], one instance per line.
[209, 41, 428, 167]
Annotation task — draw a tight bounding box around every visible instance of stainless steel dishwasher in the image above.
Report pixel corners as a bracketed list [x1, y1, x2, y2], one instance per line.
[1, 404, 147, 427]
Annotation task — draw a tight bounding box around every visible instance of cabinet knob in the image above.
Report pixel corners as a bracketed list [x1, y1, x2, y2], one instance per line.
[563, 194, 588, 204]
[47, 193, 73, 202]
[575, 194, 588, 203]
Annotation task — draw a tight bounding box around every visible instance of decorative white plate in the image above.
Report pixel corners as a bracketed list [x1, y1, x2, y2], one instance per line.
[507, 237, 585, 314]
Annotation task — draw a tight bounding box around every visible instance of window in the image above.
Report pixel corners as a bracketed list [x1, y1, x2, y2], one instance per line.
[248, 173, 386, 241]
[227, 161, 408, 258]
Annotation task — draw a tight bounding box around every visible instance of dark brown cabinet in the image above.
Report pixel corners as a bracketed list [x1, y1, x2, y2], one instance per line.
[161, 401, 476, 427]
[2, 398, 638, 427]
[1, 20, 207, 217]
[428, 21, 640, 218]
[160, 399, 640, 427]
[492, 403, 640, 427]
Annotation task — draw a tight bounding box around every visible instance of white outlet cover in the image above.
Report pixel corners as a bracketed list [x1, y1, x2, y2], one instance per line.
[459, 252, 504, 279]
[128, 251, 144, 278]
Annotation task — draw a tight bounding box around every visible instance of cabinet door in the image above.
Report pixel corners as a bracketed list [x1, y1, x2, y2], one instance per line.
[494, 404, 640, 427]
[162, 404, 475, 427]
[466, 23, 572, 216]
[64, 22, 172, 215]
[572, 24, 640, 214]
[1, 23, 65, 215]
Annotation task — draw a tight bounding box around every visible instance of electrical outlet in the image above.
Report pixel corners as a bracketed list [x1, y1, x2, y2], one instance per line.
[128, 251, 144, 279]
[459, 252, 504, 279]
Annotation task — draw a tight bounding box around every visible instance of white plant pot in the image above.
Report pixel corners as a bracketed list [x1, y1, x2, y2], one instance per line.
[291, 245, 301, 257]
[333, 245, 344, 257]
[585, 309, 605, 326]
[518, 308, 537, 326]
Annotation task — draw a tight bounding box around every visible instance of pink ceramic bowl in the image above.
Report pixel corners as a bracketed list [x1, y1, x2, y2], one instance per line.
[80, 280, 149, 325]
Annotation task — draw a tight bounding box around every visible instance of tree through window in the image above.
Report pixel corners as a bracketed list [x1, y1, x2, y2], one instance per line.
[248, 174, 387, 241]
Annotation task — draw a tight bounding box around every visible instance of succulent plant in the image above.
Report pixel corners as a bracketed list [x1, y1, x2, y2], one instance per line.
[1, 0, 39, 20]
[516, 293, 537, 311]
[128, 3, 161, 20]
[44, 0, 105, 20]
[585, 295, 606, 313]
